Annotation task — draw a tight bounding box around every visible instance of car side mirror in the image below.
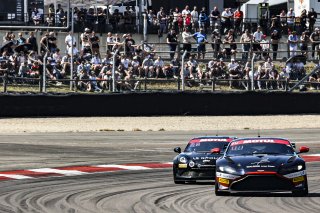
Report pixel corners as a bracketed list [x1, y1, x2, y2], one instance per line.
[291, 143, 296, 149]
[174, 147, 181, 153]
[298, 146, 309, 154]
[211, 148, 221, 154]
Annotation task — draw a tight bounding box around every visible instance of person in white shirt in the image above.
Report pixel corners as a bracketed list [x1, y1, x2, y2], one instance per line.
[253, 26, 263, 58]
[191, 6, 199, 32]
[288, 31, 299, 57]
[182, 5, 191, 18]
[65, 31, 76, 53]
[221, 8, 232, 33]
[153, 56, 165, 78]
[287, 8, 295, 32]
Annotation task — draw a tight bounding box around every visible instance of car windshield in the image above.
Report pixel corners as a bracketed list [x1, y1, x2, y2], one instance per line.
[226, 143, 294, 156]
[184, 142, 229, 153]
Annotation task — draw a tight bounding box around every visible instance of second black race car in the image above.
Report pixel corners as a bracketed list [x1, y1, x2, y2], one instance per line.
[214, 137, 309, 196]
[173, 136, 236, 184]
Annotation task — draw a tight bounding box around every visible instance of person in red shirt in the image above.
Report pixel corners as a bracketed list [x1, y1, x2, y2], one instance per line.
[233, 8, 243, 36]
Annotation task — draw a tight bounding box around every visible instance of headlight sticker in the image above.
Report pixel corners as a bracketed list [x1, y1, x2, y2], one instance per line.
[178, 164, 188, 168]
[293, 176, 305, 182]
[283, 170, 306, 178]
[216, 172, 240, 180]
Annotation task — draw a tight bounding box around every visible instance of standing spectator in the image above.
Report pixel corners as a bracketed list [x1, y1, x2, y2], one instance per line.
[300, 9, 307, 33]
[271, 30, 281, 60]
[308, 8, 317, 32]
[184, 14, 192, 32]
[106, 32, 114, 51]
[191, 6, 199, 32]
[182, 5, 191, 19]
[260, 35, 270, 60]
[211, 29, 222, 59]
[310, 28, 320, 58]
[27, 32, 38, 53]
[198, 8, 208, 33]
[166, 29, 178, 60]
[40, 33, 49, 53]
[221, 8, 232, 34]
[90, 31, 100, 57]
[158, 9, 168, 38]
[279, 10, 287, 34]
[233, 8, 243, 36]
[288, 31, 299, 57]
[193, 28, 207, 59]
[47, 32, 57, 53]
[287, 8, 295, 33]
[300, 31, 309, 57]
[222, 29, 237, 59]
[80, 28, 92, 55]
[172, 7, 180, 32]
[210, 6, 220, 32]
[182, 28, 193, 58]
[253, 26, 263, 59]
[240, 29, 252, 60]
[65, 31, 76, 54]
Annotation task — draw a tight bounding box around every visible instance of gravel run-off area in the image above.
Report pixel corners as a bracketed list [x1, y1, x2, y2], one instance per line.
[0, 115, 319, 133]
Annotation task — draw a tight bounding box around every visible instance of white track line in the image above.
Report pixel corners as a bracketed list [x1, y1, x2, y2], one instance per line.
[0, 174, 33, 179]
[28, 168, 88, 176]
[96, 165, 151, 170]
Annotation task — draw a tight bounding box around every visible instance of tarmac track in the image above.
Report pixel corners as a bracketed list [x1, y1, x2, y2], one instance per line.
[0, 129, 319, 213]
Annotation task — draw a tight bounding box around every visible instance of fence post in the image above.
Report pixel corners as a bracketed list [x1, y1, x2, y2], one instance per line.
[181, 50, 188, 91]
[251, 53, 256, 91]
[177, 77, 180, 91]
[3, 72, 8, 93]
[42, 52, 49, 93]
[212, 77, 216, 91]
[144, 77, 147, 91]
[112, 49, 119, 92]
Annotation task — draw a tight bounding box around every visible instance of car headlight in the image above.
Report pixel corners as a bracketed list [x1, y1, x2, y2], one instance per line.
[179, 156, 187, 163]
[218, 166, 237, 174]
[280, 164, 304, 173]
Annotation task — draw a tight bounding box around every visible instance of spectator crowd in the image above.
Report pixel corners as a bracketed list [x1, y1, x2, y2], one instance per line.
[0, 4, 320, 91]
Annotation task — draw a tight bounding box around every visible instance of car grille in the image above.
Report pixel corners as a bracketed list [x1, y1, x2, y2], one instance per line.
[230, 175, 294, 191]
[180, 170, 215, 178]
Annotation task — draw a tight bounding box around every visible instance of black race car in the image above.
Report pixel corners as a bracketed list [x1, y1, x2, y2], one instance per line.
[214, 137, 310, 196]
[173, 136, 236, 184]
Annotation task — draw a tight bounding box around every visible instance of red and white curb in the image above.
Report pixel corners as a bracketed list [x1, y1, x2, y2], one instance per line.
[0, 155, 319, 181]
[0, 162, 173, 181]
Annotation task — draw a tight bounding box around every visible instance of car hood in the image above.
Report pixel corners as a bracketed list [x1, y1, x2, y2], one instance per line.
[220, 155, 298, 172]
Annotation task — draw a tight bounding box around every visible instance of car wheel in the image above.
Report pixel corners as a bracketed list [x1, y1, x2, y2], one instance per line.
[215, 181, 229, 196]
[292, 180, 308, 197]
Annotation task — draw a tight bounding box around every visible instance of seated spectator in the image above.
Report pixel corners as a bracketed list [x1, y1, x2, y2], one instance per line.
[269, 65, 280, 89]
[142, 55, 154, 78]
[170, 55, 181, 78]
[309, 70, 320, 90]
[78, 69, 90, 91]
[227, 59, 242, 88]
[18, 61, 30, 77]
[153, 56, 165, 78]
[88, 71, 102, 92]
[186, 55, 198, 78]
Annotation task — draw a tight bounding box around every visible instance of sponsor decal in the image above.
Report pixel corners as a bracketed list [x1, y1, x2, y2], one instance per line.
[293, 176, 305, 183]
[246, 158, 275, 168]
[199, 138, 228, 142]
[231, 139, 290, 146]
[218, 177, 229, 184]
[283, 170, 306, 178]
[216, 172, 240, 180]
[178, 164, 188, 168]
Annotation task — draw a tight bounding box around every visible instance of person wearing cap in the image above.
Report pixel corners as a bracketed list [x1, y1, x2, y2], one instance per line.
[211, 28, 222, 59]
[288, 31, 299, 57]
[271, 30, 281, 60]
[310, 28, 320, 58]
[80, 28, 91, 53]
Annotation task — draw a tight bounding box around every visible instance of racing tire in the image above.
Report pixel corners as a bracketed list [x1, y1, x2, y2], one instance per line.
[292, 179, 309, 197]
[215, 181, 229, 196]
